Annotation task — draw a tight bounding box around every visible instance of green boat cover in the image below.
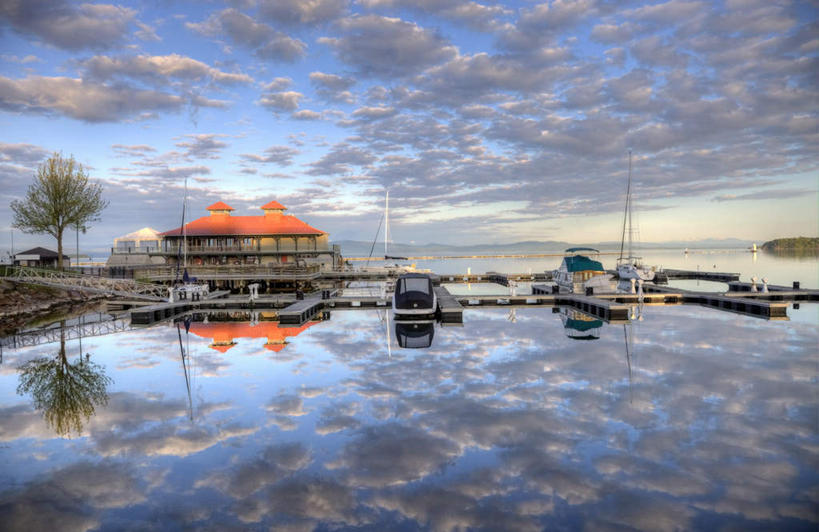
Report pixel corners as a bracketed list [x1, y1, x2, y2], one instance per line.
[563, 254, 604, 272]
[565, 317, 603, 331]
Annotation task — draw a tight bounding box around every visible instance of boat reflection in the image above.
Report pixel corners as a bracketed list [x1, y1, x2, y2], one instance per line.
[559, 308, 603, 340]
[394, 319, 435, 349]
[16, 321, 112, 437]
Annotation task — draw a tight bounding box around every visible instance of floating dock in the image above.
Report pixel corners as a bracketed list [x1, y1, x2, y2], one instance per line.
[644, 284, 793, 319]
[119, 267, 817, 327]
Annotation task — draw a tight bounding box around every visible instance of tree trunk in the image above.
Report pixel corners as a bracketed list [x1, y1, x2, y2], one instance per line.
[57, 228, 64, 270]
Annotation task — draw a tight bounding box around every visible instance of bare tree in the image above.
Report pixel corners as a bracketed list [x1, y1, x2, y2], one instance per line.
[11, 153, 108, 269]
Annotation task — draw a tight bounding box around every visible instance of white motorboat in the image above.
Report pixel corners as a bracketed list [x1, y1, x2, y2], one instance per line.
[552, 248, 617, 294]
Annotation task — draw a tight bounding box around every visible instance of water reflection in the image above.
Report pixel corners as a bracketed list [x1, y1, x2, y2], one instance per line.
[560, 308, 603, 340]
[16, 322, 112, 437]
[394, 319, 435, 349]
[0, 304, 816, 530]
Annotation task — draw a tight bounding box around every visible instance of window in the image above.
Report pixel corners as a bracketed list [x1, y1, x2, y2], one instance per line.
[400, 277, 431, 294]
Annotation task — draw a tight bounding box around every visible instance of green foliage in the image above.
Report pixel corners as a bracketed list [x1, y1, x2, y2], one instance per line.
[10, 153, 108, 269]
[16, 333, 112, 437]
[761, 237, 819, 252]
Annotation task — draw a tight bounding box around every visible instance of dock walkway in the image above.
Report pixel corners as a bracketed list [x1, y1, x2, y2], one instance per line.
[644, 284, 790, 319]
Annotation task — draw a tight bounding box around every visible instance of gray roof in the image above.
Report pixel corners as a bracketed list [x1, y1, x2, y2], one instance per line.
[16, 246, 69, 258]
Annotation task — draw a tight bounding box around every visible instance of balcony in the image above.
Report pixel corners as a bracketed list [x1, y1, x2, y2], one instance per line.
[151, 244, 261, 255]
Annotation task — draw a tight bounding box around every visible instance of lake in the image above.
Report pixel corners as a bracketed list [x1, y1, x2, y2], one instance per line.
[0, 251, 817, 530]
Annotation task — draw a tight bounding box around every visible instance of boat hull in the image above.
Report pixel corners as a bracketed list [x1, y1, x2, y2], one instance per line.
[616, 263, 655, 281]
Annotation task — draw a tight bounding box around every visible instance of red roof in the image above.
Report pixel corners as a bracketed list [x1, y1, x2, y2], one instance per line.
[261, 200, 287, 210]
[206, 201, 234, 211]
[160, 213, 325, 237]
[187, 321, 318, 352]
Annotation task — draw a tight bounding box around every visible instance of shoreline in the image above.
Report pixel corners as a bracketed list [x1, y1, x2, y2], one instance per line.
[0, 280, 106, 336]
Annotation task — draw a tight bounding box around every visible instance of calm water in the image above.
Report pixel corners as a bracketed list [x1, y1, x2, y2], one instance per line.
[1, 253, 817, 530]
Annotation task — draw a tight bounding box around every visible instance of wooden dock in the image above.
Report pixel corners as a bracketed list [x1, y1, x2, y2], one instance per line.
[644, 284, 791, 319]
[278, 295, 326, 325]
[662, 268, 740, 282]
[434, 286, 464, 323]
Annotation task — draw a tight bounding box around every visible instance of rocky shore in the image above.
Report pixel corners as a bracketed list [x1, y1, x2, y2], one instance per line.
[0, 280, 106, 336]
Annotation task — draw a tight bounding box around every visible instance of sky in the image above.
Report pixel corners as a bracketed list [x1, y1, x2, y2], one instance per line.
[0, 0, 817, 256]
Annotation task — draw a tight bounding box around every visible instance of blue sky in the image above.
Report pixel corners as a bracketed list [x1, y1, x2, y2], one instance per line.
[1, 0, 817, 255]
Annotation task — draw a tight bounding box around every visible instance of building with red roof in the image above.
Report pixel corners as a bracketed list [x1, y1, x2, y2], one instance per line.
[150, 200, 341, 269]
[187, 319, 319, 353]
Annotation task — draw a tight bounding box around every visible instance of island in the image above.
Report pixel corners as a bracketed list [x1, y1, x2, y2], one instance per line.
[760, 237, 819, 253]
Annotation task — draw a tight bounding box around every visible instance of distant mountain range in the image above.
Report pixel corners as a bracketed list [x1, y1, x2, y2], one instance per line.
[332, 238, 756, 257]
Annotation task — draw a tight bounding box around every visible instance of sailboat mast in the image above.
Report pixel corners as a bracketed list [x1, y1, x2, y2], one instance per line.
[182, 175, 188, 269]
[628, 150, 634, 257]
[619, 150, 633, 261]
[384, 190, 389, 258]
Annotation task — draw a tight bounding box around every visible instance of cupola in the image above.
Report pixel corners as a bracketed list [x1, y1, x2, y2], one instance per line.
[206, 201, 234, 216]
[261, 200, 287, 216]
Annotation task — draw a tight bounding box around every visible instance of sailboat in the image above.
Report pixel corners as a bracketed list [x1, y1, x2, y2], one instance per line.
[616, 150, 655, 282]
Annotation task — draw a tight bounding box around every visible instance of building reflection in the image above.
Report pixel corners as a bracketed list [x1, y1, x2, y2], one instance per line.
[181, 312, 321, 353]
[16, 321, 111, 437]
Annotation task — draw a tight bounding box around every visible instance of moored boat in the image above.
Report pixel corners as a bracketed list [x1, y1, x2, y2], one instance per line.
[552, 248, 617, 294]
[392, 273, 437, 317]
[617, 150, 655, 282]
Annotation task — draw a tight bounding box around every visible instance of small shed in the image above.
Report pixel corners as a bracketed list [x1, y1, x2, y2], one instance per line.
[14, 247, 71, 268]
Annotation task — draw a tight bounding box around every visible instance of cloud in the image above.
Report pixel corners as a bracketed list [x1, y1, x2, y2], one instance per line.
[306, 143, 377, 175]
[258, 90, 303, 111]
[80, 54, 253, 86]
[175, 134, 230, 160]
[0, 142, 50, 165]
[326, 423, 460, 487]
[309, 71, 355, 102]
[111, 144, 157, 157]
[358, 0, 509, 31]
[233, 477, 358, 525]
[187, 8, 306, 62]
[292, 109, 322, 120]
[266, 394, 308, 416]
[240, 145, 300, 166]
[0, 461, 147, 532]
[197, 442, 312, 498]
[0, 0, 138, 50]
[0, 75, 203, 122]
[319, 15, 457, 78]
[498, 0, 597, 51]
[257, 0, 348, 26]
[712, 188, 815, 202]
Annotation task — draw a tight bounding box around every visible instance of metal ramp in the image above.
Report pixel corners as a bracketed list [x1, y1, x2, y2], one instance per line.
[0, 312, 131, 349]
[4, 266, 167, 302]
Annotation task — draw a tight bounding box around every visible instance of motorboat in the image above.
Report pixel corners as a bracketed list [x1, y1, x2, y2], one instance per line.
[552, 248, 617, 294]
[392, 273, 437, 317]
